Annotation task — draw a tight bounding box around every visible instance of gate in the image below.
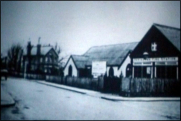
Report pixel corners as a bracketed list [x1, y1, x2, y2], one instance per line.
[103, 76, 121, 94]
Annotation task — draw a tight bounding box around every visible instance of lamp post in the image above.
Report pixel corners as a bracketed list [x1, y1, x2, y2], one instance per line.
[143, 52, 149, 78]
[143, 52, 149, 60]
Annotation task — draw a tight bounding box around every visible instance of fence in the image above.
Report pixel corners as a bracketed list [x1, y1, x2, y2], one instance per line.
[26, 73, 45, 80]
[9, 71, 24, 78]
[121, 78, 180, 97]
[46, 75, 64, 84]
[20, 72, 180, 97]
[8, 71, 46, 80]
[45, 75, 104, 91]
[103, 76, 121, 94]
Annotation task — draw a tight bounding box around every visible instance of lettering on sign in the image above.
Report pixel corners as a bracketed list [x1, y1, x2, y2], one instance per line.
[92, 61, 106, 78]
[133, 57, 178, 62]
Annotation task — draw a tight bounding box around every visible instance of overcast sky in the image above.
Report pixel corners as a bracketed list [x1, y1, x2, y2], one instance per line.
[1, 1, 180, 57]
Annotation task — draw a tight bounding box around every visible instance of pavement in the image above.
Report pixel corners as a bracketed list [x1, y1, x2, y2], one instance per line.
[1, 79, 180, 107]
[1, 84, 15, 107]
[36, 80, 181, 102]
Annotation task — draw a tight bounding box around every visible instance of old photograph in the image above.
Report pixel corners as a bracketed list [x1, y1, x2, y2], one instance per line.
[1, 1, 180, 120]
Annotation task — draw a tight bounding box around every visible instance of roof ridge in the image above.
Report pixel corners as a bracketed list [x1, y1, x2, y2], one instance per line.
[72, 54, 85, 56]
[72, 54, 89, 57]
[153, 23, 180, 30]
[92, 41, 138, 48]
[83, 41, 138, 55]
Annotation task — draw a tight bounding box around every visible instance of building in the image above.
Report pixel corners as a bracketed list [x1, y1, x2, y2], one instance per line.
[130, 23, 180, 80]
[1, 54, 8, 70]
[23, 39, 59, 76]
[64, 42, 138, 78]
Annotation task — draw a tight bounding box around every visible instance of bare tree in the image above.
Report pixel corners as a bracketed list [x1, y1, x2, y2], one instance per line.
[7, 44, 23, 72]
[54, 42, 64, 67]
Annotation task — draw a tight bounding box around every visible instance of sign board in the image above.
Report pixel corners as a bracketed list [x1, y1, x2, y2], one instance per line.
[133, 57, 178, 62]
[92, 61, 106, 78]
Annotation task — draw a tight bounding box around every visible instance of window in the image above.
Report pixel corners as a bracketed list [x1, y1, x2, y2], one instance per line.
[40, 57, 43, 63]
[134, 66, 141, 78]
[49, 57, 52, 63]
[142, 66, 151, 78]
[31, 65, 34, 70]
[167, 66, 176, 79]
[45, 57, 48, 62]
[109, 67, 114, 77]
[126, 64, 132, 77]
[68, 65, 72, 76]
[157, 66, 166, 78]
[157, 66, 177, 79]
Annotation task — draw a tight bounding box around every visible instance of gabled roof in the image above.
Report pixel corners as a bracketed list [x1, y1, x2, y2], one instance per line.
[70, 42, 138, 69]
[84, 42, 138, 66]
[23, 46, 57, 56]
[71, 55, 89, 69]
[84, 42, 138, 58]
[154, 23, 180, 51]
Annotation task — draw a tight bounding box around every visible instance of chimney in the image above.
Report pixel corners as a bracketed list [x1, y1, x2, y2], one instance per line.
[37, 37, 41, 55]
[27, 41, 31, 56]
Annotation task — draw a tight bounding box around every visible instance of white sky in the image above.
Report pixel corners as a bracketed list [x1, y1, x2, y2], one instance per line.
[1, 1, 180, 57]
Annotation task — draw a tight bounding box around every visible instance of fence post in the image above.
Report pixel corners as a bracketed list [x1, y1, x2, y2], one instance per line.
[119, 75, 122, 96]
[128, 78, 131, 97]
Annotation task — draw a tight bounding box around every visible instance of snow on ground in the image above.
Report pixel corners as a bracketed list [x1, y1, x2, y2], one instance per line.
[1, 77, 180, 120]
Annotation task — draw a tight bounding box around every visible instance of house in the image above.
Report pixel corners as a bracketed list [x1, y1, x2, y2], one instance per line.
[130, 23, 180, 80]
[64, 42, 138, 78]
[23, 39, 59, 77]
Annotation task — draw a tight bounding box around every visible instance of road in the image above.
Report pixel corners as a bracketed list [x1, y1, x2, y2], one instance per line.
[1, 77, 180, 120]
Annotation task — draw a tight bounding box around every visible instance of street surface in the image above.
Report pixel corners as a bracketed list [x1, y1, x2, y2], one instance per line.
[1, 77, 180, 120]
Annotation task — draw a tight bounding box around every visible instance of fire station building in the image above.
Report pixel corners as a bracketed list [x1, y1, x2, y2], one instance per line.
[130, 23, 180, 80]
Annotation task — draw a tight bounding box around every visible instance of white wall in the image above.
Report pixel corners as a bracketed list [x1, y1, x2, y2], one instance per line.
[118, 54, 131, 77]
[64, 54, 131, 78]
[64, 58, 78, 77]
[106, 54, 131, 77]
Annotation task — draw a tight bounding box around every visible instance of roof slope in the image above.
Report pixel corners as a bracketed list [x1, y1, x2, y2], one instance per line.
[154, 23, 180, 51]
[71, 42, 138, 69]
[72, 55, 89, 69]
[23, 46, 54, 56]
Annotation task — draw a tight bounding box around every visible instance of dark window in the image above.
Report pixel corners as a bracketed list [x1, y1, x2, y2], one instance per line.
[109, 67, 114, 77]
[142, 66, 151, 78]
[126, 64, 132, 77]
[68, 65, 72, 76]
[157, 66, 164, 78]
[167, 66, 177, 79]
[79, 69, 88, 77]
[134, 66, 141, 78]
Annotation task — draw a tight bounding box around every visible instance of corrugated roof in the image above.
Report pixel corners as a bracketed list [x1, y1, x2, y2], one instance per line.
[71, 55, 89, 69]
[23, 46, 53, 56]
[154, 23, 180, 51]
[71, 42, 138, 69]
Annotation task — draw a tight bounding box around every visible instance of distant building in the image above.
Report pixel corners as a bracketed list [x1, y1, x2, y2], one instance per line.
[1, 54, 8, 69]
[64, 42, 138, 78]
[130, 23, 180, 80]
[23, 39, 59, 76]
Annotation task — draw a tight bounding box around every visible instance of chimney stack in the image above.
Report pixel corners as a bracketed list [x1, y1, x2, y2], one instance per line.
[37, 37, 41, 55]
[27, 41, 31, 56]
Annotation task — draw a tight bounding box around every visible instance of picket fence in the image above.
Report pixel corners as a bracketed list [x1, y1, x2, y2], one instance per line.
[9, 72, 179, 97]
[45, 75, 104, 91]
[121, 78, 180, 97]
